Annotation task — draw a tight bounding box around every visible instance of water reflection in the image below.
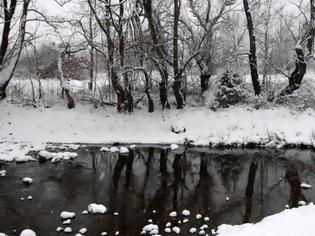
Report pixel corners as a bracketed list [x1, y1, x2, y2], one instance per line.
[1, 147, 315, 235]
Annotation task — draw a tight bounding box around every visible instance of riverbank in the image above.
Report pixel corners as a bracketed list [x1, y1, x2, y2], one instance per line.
[1, 101, 315, 161]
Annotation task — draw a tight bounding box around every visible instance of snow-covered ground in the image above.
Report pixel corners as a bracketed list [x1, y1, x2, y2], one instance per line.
[216, 204, 315, 236]
[1, 101, 315, 161]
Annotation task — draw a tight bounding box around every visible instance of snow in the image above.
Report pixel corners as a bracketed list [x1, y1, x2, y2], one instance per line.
[189, 228, 197, 233]
[19, 229, 36, 236]
[79, 228, 87, 234]
[196, 214, 202, 219]
[204, 217, 210, 221]
[27, 196, 32, 200]
[4, 103, 315, 162]
[183, 218, 189, 223]
[39, 150, 78, 163]
[0, 170, 6, 177]
[170, 144, 179, 150]
[63, 219, 71, 225]
[170, 121, 186, 134]
[60, 211, 75, 219]
[0, 233, 7, 236]
[81, 210, 88, 215]
[216, 205, 315, 236]
[182, 209, 191, 216]
[119, 146, 129, 154]
[101, 232, 107, 235]
[56, 227, 63, 232]
[64, 227, 72, 233]
[172, 226, 180, 234]
[100, 147, 110, 152]
[22, 177, 33, 185]
[169, 211, 177, 217]
[166, 222, 171, 227]
[142, 224, 159, 235]
[87, 203, 107, 214]
[300, 183, 312, 189]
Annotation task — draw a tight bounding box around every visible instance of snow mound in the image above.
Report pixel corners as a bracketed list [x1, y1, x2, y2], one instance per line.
[39, 150, 78, 163]
[60, 211, 75, 219]
[110, 147, 119, 153]
[216, 204, 315, 236]
[20, 229, 36, 236]
[119, 147, 129, 154]
[172, 226, 180, 234]
[170, 144, 179, 150]
[22, 177, 33, 185]
[182, 209, 190, 216]
[170, 121, 186, 134]
[64, 227, 72, 233]
[88, 203, 107, 214]
[79, 228, 87, 234]
[189, 228, 197, 233]
[169, 211, 177, 217]
[142, 224, 159, 235]
[0, 170, 6, 177]
[301, 183, 312, 189]
[100, 147, 110, 152]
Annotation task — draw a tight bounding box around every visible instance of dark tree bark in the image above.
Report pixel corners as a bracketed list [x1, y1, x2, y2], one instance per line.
[200, 73, 211, 94]
[143, 0, 170, 109]
[57, 49, 75, 109]
[280, 48, 306, 96]
[243, 0, 261, 96]
[0, 0, 30, 100]
[307, 0, 315, 54]
[172, 0, 185, 109]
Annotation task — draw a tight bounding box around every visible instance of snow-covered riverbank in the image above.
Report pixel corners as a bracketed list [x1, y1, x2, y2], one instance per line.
[1, 101, 315, 161]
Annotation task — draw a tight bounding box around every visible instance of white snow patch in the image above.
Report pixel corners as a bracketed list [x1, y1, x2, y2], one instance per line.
[196, 214, 202, 219]
[64, 227, 72, 233]
[170, 144, 179, 150]
[301, 183, 312, 189]
[100, 147, 110, 152]
[79, 228, 87, 234]
[22, 177, 33, 185]
[119, 147, 129, 154]
[142, 224, 159, 235]
[56, 227, 63, 232]
[0, 170, 6, 177]
[189, 228, 197, 233]
[110, 147, 119, 153]
[172, 226, 180, 234]
[63, 219, 71, 225]
[39, 150, 78, 163]
[182, 209, 190, 216]
[88, 203, 107, 214]
[216, 204, 315, 236]
[60, 211, 75, 219]
[169, 211, 177, 217]
[20, 229, 36, 236]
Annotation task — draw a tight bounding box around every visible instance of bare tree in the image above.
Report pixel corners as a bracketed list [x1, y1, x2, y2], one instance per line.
[243, 0, 261, 96]
[0, 0, 31, 99]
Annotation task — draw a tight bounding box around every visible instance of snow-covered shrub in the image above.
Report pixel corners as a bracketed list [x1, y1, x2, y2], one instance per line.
[275, 77, 315, 111]
[206, 69, 247, 110]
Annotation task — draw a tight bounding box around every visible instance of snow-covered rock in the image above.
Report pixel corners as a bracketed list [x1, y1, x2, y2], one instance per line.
[172, 226, 180, 234]
[100, 147, 110, 152]
[110, 147, 119, 153]
[170, 144, 179, 150]
[79, 228, 87, 234]
[182, 209, 190, 216]
[142, 224, 159, 235]
[101, 232, 107, 235]
[64, 227, 72, 233]
[169, 211, 177, 217]
[27, 196, 32, 200]
[166, 222, 171, 227]
[20, 229, 36, 236]
[170, 121, 186, 134]
[56, 227, 63, 232]
[196, 214, 202, 219]
[183, 218, 189, 223]
[22, 177, 33, 185]
[119, 147, 129, 154]
[63, 219, 71, 225]
[129, 144, 137, 149]
[60, 211, 75, 219]
[165, 228, 171, 233]
[81, 210, 88, 215]
[0, 170, 6, 177]
[88, 203, 107, 214]
[204, 217, 210, 221]
[189, 228, 197, 233]
[199, 229, 206, 235]
[0, 233, 8, 236]
[39, 150, 78, 163]
[114, 212, 119, 216]
[301, 183, 312, 189]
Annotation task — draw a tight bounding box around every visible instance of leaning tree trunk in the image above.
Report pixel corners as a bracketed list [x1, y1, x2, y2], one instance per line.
[280, 47, 306, 96]
[57, 53, 75, 109]
[0, 0, 30, 100]
[243, 0, 261, 96]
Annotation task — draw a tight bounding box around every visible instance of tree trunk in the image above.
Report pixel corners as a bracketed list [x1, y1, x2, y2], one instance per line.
[243, 0, 261, 96]
[57, 52, 75, 109]
[143, 0, 170, 109]
[307, 0, 315, 54]
[280, 47, 306, 96]
[172, 0, 185, 109]
[200, 73, 211, 94]
[0, 0, 30, 100]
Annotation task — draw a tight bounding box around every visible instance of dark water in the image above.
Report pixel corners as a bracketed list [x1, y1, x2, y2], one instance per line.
[1, 146, 315, 235]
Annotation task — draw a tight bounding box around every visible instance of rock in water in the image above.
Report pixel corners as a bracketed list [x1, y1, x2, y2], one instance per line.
[20, 229, 36, 236]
